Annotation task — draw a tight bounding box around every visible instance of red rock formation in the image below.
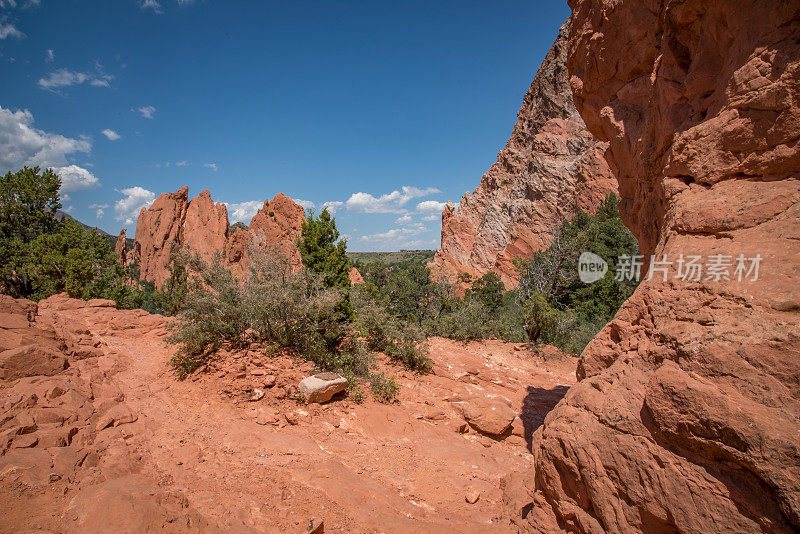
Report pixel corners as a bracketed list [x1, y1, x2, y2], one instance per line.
[114, 229, 127, 266]
[132, 188, 305, 287]
[518, 2, 800, 532]
[429, 22, 616, 289]
[133, 186, 190, 288]
[348, 267, 365, 285]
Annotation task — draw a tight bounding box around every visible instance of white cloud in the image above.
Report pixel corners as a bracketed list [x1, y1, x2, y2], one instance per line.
[223, 200, 262, 224]
[63, 205, 74, 214]
[45, 49, 54, 62]
[89, 202, 108, 218]
[140, 0, 162, 12]
[345, 186, 440, 214]
[101, 128, 120, 141]
[115, 186, 155, 225]
[396, 214, 413, 225]
[359, 223, 427, 243]
[203, 162, 218, 171]
[422, 214, 439, 221]
[55, 165, 99, 193]
[37, 68, 113, 91]
[0, 106, 100, 195]
[321, 200, 344, 214]
[416, 200, 446, 214]
[0, 23, 23, 39]
[0, 0, 40, 7]
[175, 160, 187, 166]
[136, 105, 156, 119]
[293, 199, 315, 210]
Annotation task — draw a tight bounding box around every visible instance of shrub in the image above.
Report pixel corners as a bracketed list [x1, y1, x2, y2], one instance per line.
[167, 249, 365, 378]
[352, 292, 431, 373]
[369, 373, 398, 403]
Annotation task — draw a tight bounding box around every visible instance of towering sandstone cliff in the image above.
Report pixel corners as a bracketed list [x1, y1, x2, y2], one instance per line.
[126, 188, 305, 287]
[429, 22, 616, 288]
[515, 1, 800, 532]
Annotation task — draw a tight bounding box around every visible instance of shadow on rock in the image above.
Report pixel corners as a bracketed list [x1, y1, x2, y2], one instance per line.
[520, 385, 569, 452]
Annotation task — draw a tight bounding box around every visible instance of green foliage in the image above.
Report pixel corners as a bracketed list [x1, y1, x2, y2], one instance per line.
[369, 373, 398, 403]
[297, 209, 350, 290]
[522, 290, 558, 342]
[466, 272, 504, 310]
[152, 252, 191, 316]
[350, 193, 637, 354]
[168, 249, 362, 378]
[23, 217, 125, 300]
[517, 193, 639, 351]
[230, 221, 248, 233]
[347, 249, 435, 268]
[0, 167, 62, 296]
[351, 290, 432, 373]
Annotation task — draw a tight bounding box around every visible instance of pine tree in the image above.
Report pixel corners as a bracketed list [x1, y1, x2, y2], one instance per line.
[297, 208, 351, 289]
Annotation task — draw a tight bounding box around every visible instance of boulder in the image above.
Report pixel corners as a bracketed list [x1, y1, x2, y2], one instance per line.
[297, 372, 348, 404]
[457, 396, 515, 436]
[0, 345, 68, 380]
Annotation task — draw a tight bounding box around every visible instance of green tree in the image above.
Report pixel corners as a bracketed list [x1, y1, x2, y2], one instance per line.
[522, 290, 559, 342]
[0, 167, 61, 296]
[467, 272, 505, 310]
[24, 217, 126, 301]
[297, 209, 350, 289]
[517, 193, 639, 346]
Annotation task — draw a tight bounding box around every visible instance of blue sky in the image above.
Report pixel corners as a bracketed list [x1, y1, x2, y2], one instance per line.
[0, 0, 569, 251]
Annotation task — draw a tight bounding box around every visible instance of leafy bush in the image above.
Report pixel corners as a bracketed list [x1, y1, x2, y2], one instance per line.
[351, 289, 432, 373]
[369, 373, 398, 403]
[167, 249, 354, 378]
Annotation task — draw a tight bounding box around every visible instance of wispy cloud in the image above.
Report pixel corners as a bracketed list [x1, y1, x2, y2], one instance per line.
[38, 67, 113, 91]
[0, 0, 41, 7]
[56, 165, 100, 194]
[293, 199, 315, 210]
[44, 48, 54, 62]
[136, 105, 156, 119]
[322, 200, 344, 214]
[101, 128, 121, 141]
[203, 162, 218, 171]
[140, 0, 162, 13]
[175, 160, 187, 166]
[89, 203, 109, 218]
[0, 22, 24, 39]
[359, 223, 428, 244]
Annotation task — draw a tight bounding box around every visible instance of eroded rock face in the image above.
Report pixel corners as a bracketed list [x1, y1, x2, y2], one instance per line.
[429, 22, 616, 288]
[132, 188, 305, 287]
[523, 2, 800, 532]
